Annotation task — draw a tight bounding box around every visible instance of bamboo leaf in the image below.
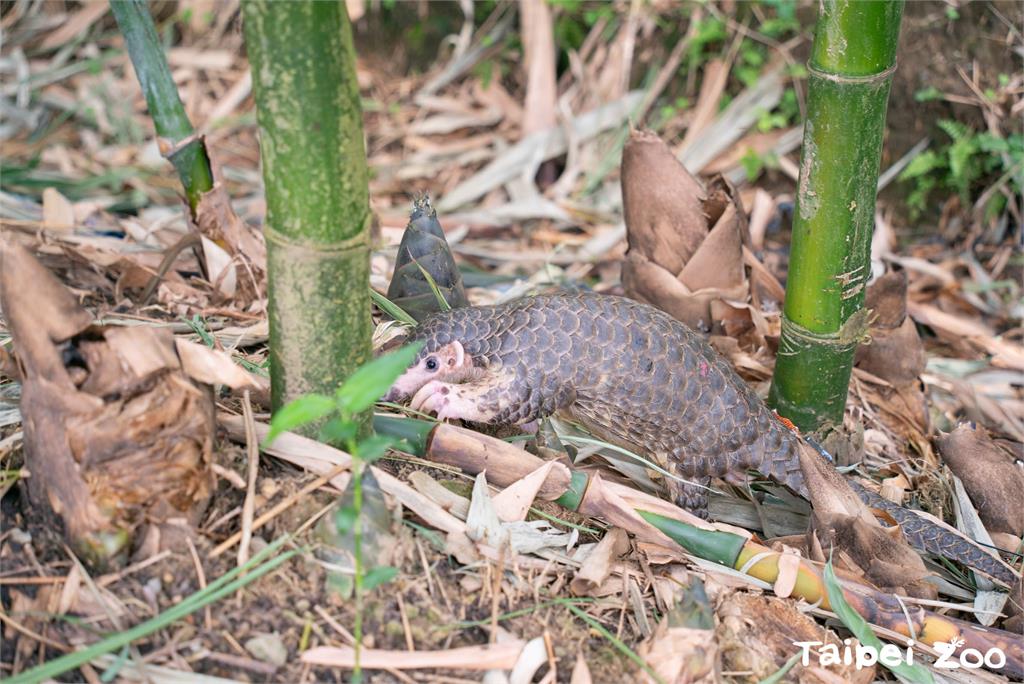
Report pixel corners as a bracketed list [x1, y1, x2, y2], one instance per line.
[371, 415, 435, 457]
[369, 288, 418, 326]
[336, 342, 423, 415]
[363, 565, 398, 591]
[319, 417, 358, 445]
[822, 561, 934, 684]
[265, 394, 336, 446]
[411, 258, 452, 312]
[354, 434, 399, 464]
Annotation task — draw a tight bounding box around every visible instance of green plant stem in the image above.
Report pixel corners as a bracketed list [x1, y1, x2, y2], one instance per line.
[109, 0, 213, 212]
[348, 434, 365, 683]
[242, 0, 373, 417]
[565, 603, 664, 683]
[767, 0, 905, 432]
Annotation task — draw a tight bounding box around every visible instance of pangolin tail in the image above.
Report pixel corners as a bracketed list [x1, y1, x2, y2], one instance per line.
[767, 426, 1018, 587]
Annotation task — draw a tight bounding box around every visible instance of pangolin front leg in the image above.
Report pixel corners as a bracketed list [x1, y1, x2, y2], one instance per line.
[410, 369, 527, 424]
[667, 476, 713, 519]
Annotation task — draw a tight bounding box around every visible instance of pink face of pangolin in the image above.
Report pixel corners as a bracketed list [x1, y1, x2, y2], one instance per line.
[383, 340, 476, 403]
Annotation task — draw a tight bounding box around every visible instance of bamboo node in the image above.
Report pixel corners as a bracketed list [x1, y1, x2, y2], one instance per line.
[806, 60, 898, 85]
[158, 132, 203, 160]
[263, 223, 370, 255]
[778, 312, 873, 353]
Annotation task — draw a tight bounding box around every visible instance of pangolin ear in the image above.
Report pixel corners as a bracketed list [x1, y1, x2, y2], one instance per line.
[446, 340, 465, 368]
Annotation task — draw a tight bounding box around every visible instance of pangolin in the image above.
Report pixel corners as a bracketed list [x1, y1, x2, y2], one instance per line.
[385, 292, 1017, 585]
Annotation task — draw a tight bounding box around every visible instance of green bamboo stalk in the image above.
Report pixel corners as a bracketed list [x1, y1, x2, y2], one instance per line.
[242, 1, 373, 414]
[110, 0, 213, 212]
[768, 1, 905, 432]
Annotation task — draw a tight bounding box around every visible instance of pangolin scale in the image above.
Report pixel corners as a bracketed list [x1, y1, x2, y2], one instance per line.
[390, 292, 1016, 585]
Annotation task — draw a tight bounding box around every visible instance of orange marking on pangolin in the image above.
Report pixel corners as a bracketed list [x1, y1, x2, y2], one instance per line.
[772, 411, 800, 436]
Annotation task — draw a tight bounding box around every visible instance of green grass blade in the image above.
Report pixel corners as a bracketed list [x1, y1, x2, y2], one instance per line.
[411, 259, 452, 312]
[822, 560, 934, 684]
[7, 537, 297, 684]
[565, 602, 665, 684]
[757, 653, 801, 684]
[369, 288, 418, 326]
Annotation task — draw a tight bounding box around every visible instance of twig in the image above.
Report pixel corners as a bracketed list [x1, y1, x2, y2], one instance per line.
[211, 463, 247, 489]
[221, 630, 248, 656]
[185, 536, 212, 631]
[313, 605, 418, 684]
[97, 550, 172, 587]
[0, 576, 66, 586]
[396, 591, 415, 652]
[201, 505, 242, 535]
[0, 611, 69, 652]
[209, 461, 349, 558]
[138, 228, 202, 305]
[238, 390, 260, 570]
[416, 5, 514, 100]
[65, 548, 149, 675]
[706, 4, 808, 119]
[543, 629, 557, 682]
[877, 137, 931, 191]
[488, 544, 506, 644]
[634, 8, 701, 125]
[293, 501, 336, 538]
[204, 650, 280, 675]
[414, 536, 437, 599]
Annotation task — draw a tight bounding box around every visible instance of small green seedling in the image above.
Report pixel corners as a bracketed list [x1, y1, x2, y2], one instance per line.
[264, 341, 422, 682]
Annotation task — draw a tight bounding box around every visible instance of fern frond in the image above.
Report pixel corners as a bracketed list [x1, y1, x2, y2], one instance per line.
[937, 118, 970, 142]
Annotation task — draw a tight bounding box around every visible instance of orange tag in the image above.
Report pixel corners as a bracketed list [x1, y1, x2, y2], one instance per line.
[773, 411, 799, 435]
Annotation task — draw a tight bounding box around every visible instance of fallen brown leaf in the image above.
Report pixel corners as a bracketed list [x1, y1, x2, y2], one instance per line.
[570, 528, 629, 596]
[192, 177, 267, 305]
[0, 241, 214, 569]
[937, 424, 1024, 538]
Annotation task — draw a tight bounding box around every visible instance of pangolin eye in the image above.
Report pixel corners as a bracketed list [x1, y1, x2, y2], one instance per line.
[424, 357, 438, 371]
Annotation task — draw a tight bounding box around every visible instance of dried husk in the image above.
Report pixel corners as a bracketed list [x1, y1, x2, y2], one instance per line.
[798, 442, 937, 599]
[1, 241, 222, 569]
[192, 175, 267, 306]
[856, 270, 926, 384]
[621, 129, 749, 331]
[937, 424, 1024, 538]
[717, 591, 875, 683]
[637, 579, 717, 684]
